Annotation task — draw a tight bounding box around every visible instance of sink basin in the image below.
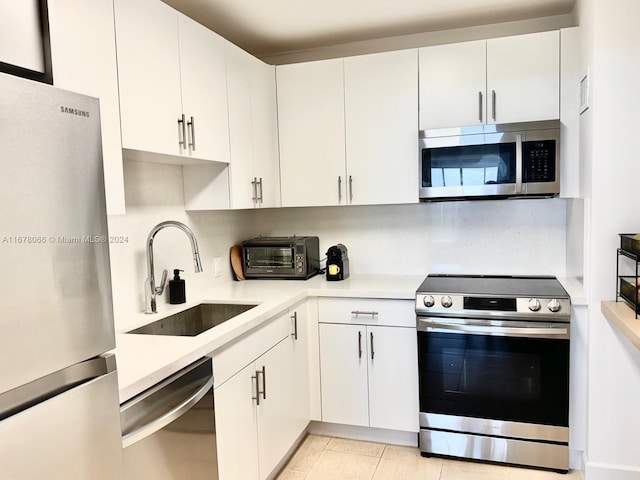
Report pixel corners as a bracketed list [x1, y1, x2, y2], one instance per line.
[127, 303, 258, 337]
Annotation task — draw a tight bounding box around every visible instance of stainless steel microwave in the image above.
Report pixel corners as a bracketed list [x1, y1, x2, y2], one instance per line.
[241, 236, 320, 279]
[419, 120, 560, 201]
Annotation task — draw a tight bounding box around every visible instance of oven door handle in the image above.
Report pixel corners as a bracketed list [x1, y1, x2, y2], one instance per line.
[418, 319, 569, 338]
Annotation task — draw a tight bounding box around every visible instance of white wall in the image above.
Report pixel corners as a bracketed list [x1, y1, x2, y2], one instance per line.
[577, 0, 640, 478]
[107, 160, 255, 330]
[252, 199, 567, 277]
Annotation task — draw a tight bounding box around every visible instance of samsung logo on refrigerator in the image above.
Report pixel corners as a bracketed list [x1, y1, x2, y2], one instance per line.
[59, 106, 90, 118]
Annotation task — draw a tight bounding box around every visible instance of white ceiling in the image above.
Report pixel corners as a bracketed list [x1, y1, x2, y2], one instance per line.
[163, 0, 576, 57]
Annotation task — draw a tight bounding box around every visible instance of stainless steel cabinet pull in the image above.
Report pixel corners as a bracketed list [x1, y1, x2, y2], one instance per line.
[338, 176, 342, 203]
[351, 310, 379, 317]
[252, 371, 260, 405]
[348, 175, 353, 203]
[478, 91, 483, 122]
[251, 177, 258, 203]
[257, 177, 263, 203]
[491, 90, 496, 121]
[358, 331, 362, 359]
[370, 332, 374, 360]
[178, 114, 186, 149]
[291, 312, 298, 340]
[187, 116, 196, 150]
[260, 366, 266, 400]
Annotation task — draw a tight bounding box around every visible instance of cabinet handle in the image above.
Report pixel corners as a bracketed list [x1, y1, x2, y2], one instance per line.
[291, 311, 298, 340]
[370, 332, 375, 360]
[187, 116, 196, 151]
[251, 177, 258, 203]
[338, 176, 342, 203]
[358, 331, 362, 359]
[492, 90, 496, 121]
[177, 114, 186, 149]
[478, 91, 483, 122]
[260, 365, 266, 400]
[349, 175, 353, 203]
[351, 310, 379, 317]
[252, 371, 261, 405]
[258, 177, 263, 203]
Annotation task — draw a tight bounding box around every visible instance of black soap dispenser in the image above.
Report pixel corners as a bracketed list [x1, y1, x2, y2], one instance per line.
[169, 269, 186, 304]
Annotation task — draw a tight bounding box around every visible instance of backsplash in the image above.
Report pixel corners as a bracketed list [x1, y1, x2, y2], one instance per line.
[108, 160, 567, 329]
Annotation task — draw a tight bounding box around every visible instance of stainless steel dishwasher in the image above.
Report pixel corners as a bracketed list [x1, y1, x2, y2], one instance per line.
[120, 357, 217, 480]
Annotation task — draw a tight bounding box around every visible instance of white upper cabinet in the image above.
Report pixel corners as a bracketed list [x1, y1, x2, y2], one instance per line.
[48, 0, 126, 215]
[419, 40, 487, 130]
[344, 49, 418, 205]
[226, 43, 280, 209]
[486, 30, 560, 124]
[277, 50, 419, 208]
[114, 0, 229, 163]
[419, 31, 560, 129]
[177, 15, 230, 163]
[277, 58, 346, 207]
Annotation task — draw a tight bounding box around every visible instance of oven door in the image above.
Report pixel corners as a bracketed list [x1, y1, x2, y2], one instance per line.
[417, 317, 569, 437]
[419, 131, 522, 200]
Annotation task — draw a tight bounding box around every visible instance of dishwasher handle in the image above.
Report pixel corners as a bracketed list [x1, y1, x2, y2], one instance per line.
[121, 358, 213, 448]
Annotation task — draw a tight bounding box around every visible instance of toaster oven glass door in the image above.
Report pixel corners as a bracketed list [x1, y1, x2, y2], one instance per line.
[245, 246, 294, 269]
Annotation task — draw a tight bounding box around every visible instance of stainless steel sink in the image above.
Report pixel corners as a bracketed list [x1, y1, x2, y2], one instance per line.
[127, 303, 258, 337]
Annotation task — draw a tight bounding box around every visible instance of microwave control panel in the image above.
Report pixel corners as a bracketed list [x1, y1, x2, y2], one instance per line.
[523, 139, 556, 183]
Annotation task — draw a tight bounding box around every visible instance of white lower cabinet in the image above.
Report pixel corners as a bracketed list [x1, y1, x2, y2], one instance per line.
[214, 304, 309, 480]
[318, 298, 419, 433]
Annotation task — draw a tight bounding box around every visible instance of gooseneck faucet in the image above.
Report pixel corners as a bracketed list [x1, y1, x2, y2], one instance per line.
[145, 220, 203, 314]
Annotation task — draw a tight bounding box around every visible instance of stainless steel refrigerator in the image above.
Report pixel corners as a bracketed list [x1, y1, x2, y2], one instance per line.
[0, 73, 123, 478]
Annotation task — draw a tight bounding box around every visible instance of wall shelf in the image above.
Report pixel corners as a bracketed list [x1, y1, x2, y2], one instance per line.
[602, 301, 640, 351]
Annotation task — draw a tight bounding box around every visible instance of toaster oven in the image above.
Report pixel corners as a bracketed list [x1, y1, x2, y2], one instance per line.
[241, 236, 320, 279]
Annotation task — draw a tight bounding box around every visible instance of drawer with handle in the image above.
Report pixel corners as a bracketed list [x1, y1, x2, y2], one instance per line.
[318, 297, 414, 327]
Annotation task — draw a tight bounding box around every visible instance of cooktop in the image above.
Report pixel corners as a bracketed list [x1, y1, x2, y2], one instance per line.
[416, 274, 569, 298]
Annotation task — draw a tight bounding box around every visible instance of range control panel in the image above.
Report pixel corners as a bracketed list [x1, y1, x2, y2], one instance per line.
[415, 294, 571, 321]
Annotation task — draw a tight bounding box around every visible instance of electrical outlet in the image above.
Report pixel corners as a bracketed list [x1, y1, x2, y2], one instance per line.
[213, 256, 221, 278]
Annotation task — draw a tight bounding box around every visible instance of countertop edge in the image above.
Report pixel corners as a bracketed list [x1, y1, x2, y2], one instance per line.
[601, 300, 640, 350]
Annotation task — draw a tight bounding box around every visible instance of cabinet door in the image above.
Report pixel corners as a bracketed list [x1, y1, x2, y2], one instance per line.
[319, 323, 368, 427]
[215, 363, 260, 480]
[48, 0, 125, 215]
[367, 326, 419, 432]
[290, 302, 310, 431]
[277, 59, 346, 207]
[487, 31, 560, 124]
[251, 58, 280, 208]
[344, 49, 419, 205]
[113, 0, 182, 156]
[178, 14, 230, 163]
[256, 337, 300, 480]
[419, 40, 487, 129]
[226, 42, 256, 209]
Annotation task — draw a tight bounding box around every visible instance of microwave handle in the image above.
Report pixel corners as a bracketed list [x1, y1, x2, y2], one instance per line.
[515, 134, 524, 194]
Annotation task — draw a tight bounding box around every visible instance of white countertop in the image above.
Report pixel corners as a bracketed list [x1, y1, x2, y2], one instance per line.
[115, 273, 585, 403]
[115, 274, 424, 403]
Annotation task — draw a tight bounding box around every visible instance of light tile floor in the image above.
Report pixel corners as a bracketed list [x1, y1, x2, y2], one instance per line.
[276, 435, 583, 480]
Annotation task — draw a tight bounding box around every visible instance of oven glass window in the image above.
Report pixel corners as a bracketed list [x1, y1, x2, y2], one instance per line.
[418, 331, 569, 426]
[245, 247, 294, 268]
[422, 143, 517, 187]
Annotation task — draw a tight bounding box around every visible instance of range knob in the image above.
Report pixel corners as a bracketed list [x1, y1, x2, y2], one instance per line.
[547, 299, 561, 313]
[423, 295, 435, 307]
[528, 298, 541, 312]
[441, 296, 453, 308]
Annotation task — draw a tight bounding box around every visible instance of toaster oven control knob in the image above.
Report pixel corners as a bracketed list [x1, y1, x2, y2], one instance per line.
[441, 296, 453, 308]
[547, 299, 561, 313]
[423, 295, 435, 307]
[528, 298, 541, 312]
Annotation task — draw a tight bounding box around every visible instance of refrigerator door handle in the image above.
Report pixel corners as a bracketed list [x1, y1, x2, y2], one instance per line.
[0, 355, 116, 420]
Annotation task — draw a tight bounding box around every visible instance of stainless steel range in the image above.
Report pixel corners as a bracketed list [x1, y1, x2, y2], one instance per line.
[415, 275, 571, 472]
